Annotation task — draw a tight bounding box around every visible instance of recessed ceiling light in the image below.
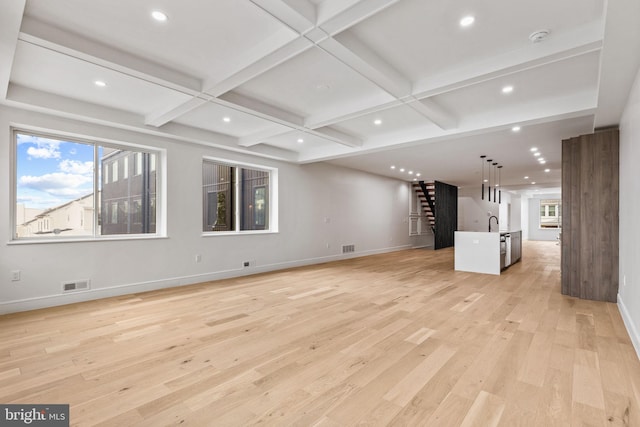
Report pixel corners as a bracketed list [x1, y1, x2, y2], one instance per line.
[502, 85, 514, 94]
[374, 119, 382, 126]
[297, 138, 304, 143]
[524, 176, 529, 179]
[416, 173, 421, 177]
[390, 165, 396, 169]
[460, 15, 475, 27]
[538, 158, 545, 162]
[483, 179, 488, 182]
[544, 169, 550, 173]
[534, 152, 541, 157]
[408, 171, 413, 175]
[530, 147, 538, 152]
[539, 160, 546, 164]
[413, 178, 417, 181]
[512, 126, 521, 132]
[94, 80, 107, 87]
[531, 182, 537, 184]
[223, 117, 231, 123]
[151, 10, 168, 22]
[399, 168, 405, 172]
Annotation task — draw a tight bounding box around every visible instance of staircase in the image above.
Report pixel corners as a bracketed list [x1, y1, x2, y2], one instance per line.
[412, 181, 436, 232]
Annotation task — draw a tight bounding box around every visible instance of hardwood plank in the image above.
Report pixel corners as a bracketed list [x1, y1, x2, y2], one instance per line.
[0, 241, 637, 426]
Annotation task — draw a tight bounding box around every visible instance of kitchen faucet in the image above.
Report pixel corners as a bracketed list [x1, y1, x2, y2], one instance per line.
[489, 215, 499, 232]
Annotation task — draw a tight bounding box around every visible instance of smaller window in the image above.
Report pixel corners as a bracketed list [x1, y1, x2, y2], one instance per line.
[150, 153, 156, 172]
[123, 156, 129, 179]
[112, 160, 119, 182]
[111, 202, 118, 224]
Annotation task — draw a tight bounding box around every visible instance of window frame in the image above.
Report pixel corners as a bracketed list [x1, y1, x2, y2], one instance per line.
[10, 127, 166, 243]
[201, 156, 278, 236]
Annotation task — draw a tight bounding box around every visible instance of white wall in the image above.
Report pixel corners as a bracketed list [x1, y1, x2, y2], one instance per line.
[458, 186, 514, 232]
[527, 194, 562, 241]
[619, 65, 640, 357]
[0, 106, 414, 313]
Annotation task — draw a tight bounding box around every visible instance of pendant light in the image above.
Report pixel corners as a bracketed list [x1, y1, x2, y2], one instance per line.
[480, 155, 486, 200]
[487, 159, 493, 201]
[497, 165, 503, 204]
[493, 162, 498, 202]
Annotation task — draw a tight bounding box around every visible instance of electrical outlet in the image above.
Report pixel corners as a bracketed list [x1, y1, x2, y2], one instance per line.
[243, 261, 250, 267]
[11, 270, 21, 281]
[195, 254, 202, 263]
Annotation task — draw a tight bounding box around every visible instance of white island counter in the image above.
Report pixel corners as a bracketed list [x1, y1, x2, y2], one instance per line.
[454, 231, 521, 275]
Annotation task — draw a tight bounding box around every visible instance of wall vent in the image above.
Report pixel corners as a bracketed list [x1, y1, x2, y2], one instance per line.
[62, 280, 90, 292]
[342, 244, 355, 254]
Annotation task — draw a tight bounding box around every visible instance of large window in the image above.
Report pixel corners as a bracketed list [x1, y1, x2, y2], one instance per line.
[202, 159, 275, 233]
[539, 199, 561, 229]
[13, 130, 162, 240]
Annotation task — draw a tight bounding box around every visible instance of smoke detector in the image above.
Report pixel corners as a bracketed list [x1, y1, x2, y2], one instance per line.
[529, 30, 550, 43]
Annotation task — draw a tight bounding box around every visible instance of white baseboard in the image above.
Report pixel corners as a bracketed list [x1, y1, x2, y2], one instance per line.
[0, 244, 412, 315]
[618, 293, 640, 360]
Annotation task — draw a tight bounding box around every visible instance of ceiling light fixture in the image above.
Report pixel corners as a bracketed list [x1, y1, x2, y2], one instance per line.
[399, 168, 405, 172]
[531, 182, 537, 185]
[460, 16, 475, 27]
[94, 80, 107, 87]
[223, 117, 231, 123]
[390, 165, 396, 170]
[408, 171, 413, 175]
[539, 160, 546, 164]
[374, 119, 382, 126]
[544, 169, 550, 173]
[297, 138, 304, 143]
[151, 10, 168, 22]
[534, 152, 541, 157]
[416, 173, 421, 177]
[512, 126, 521, 132]
[502, 85, 514, 94]
[530, 147, 538, 152]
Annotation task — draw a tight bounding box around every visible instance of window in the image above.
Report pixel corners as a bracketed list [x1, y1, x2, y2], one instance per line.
[13, 130, 162, 240]
[134, 152, 142, 176]
[202, 159, 276, 233]
[539, 199, 561, 229]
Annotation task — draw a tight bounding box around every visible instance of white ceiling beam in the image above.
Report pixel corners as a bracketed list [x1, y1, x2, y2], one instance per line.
[145, 96, 210, 127]
[312, 126, 363, 147]
[19, 17, 202, 94]
[0, 0, 26, 99]
[218, 91, 305, 128]
[250, 0, 317, 34]
[412, 25, 604, 99]
[238, 128, 293, 147]
[407, 97, 457, 130]
[319, 0, 401, 35]
[203, 37, 314, 98]
[321, 31, 411, 98]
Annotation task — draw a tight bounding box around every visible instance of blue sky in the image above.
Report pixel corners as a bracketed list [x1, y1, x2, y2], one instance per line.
[16, 133, 96, 210]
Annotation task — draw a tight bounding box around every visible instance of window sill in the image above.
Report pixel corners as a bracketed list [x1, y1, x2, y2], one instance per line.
[7, 235, 168, 245]
[201, 230, 278, 237]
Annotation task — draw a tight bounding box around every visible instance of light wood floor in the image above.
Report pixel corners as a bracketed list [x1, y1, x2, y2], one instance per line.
[1, 241, 639, 426]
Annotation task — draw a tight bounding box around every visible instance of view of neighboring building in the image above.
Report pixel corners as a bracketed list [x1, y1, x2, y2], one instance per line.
[100, 147, 157, 235]
[16, 194, 94, 238]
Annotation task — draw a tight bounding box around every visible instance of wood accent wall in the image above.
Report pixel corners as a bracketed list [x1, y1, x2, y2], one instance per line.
[434, 181, 458, 250]
[561, 129, 619, 302]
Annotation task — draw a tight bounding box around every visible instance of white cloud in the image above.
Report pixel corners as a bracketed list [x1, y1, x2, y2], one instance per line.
[19, 172, 92, 192]
[27, 145, 61, 159]
[59, 159, 93, 175]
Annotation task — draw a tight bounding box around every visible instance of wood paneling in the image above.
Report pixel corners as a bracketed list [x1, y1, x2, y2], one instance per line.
[435, 180, 458, 249]
[561, 129, 619, 302]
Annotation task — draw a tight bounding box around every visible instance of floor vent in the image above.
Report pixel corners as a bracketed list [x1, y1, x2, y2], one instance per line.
[62, 280, 90, 292]
[342, 244, 355, 254]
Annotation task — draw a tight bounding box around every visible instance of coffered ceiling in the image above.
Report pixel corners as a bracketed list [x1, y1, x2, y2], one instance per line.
[1, 0, 639, 191]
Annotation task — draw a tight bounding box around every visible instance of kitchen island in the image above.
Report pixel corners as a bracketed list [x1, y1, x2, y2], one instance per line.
[454, 230, 522, 275]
